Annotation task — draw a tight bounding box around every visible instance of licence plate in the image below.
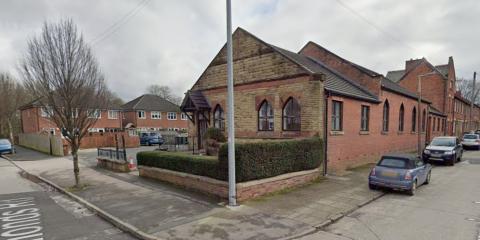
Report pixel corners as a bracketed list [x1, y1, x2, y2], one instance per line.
[431, 153, 442, 158]
[382, 171, 398, 177]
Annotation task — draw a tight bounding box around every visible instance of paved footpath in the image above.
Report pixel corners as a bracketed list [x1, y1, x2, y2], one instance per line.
[0, 156, 135, 240]
[7, 146, 384, 240]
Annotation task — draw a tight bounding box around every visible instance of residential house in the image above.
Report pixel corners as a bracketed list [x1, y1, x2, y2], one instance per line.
[121, 94, 188, 133]
[181, 27, 431, 172]
[19, 99, 123, 135]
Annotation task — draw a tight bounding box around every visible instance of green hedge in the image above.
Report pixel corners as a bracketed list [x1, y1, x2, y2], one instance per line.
[218, 137, 323, 182]
[137, 151, 226, 180]
[137, 137, 323, 183]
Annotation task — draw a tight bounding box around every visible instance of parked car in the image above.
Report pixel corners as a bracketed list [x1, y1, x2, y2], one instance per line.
[475, 130, 480, 135]
[139, 132, 164, 146]
[368, 154, 432, 196]
[0, 139, 14, 155]
[461, 133, 480, 150]
[423, 136, 462, 166]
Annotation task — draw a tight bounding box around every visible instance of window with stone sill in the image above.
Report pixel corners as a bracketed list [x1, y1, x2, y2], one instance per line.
[282, 97, 301, 131]
[213, 105, 225, 130]
[258, 100, 274, 131]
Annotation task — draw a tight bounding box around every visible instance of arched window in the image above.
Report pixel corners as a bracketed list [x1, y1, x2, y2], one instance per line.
[422, 109, 427, 132]
[258, 100, 274, 131]
[398, 104, 404, 132]
[213, 105, 224, 130]
[411, 107, 417, 132]
[382, 100, 389, 132]
[282, 97, 301, 131]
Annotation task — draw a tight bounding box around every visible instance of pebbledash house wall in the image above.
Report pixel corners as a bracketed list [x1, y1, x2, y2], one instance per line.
[123, 111, 188, 131]
[188, 28, 324, 142]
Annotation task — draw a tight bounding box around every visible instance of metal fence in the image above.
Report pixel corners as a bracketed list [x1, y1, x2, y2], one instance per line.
[160, 132, 189, 152]
[97, 148, 127, 161]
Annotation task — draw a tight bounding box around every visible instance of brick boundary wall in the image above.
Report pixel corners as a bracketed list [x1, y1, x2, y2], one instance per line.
[97, 158, 130, 173]
[138, 166, 321, 202]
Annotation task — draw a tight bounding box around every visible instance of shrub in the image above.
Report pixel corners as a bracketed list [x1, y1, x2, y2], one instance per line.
[219, 138, 323, 182]
[204, 127, 226, 142]
[137, 151, 226, 180]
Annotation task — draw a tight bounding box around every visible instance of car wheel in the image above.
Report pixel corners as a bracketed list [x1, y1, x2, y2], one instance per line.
[408, 180, 417, 196]
[424, 171, 431, 185]
[148, 142, 152, 146]
[369, 183, 377, 190]
[449, 156, 455, 166]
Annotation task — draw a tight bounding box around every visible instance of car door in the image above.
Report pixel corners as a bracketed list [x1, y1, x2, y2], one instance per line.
[414, 158, 427, 183]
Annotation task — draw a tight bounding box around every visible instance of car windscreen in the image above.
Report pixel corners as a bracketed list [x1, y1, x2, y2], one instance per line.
[430, 138, 455, 147]
[463, 134, 478, 139]
[149, 133, 158, 136]
[0, 139, 10, 145]
[378, 158, 410, 169]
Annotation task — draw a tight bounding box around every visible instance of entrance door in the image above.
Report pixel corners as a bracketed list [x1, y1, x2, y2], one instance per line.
[197, 112, 208, 149]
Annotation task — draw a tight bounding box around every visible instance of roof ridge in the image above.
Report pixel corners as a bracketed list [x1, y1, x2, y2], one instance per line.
[268, 44, 315, 73]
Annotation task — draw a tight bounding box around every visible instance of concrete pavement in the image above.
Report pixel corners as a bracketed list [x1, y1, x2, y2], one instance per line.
[0, 157, 135, 239]
[7, 146, 385, 240]
[299, 151, 480, 240]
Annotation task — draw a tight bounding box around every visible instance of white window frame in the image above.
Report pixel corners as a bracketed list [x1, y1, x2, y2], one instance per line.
[167, 112, 177, 120]
[137, 111, 146, 119]
[108, 110, 119, 119]
[151, 111, 161, 120]
[88, 109, 101, 119]
[181, 113, 188, 120]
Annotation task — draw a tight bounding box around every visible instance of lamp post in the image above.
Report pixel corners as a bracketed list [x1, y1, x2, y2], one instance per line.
[417, 72, 437, 157]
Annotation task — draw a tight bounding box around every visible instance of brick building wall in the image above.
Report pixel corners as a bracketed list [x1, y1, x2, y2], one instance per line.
[326, 91, 428, 172]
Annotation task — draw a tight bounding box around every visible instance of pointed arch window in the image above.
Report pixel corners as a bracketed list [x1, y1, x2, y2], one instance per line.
[399, 104, 405, 132]
[282, 97, 301, 131]
[258, 100, 274, 131]
[382, 100, 390, 132]
[411, 107, 417, 132]
[422, 109, 427, 132]
[213, 105, 224, 130]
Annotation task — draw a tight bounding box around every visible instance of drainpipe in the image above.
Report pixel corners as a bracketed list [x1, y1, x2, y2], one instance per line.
[323, 91, 329, 176]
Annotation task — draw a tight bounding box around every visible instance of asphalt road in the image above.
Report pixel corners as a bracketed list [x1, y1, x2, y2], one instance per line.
[301, 150, 480, 240]
[0, 157, 136, 240]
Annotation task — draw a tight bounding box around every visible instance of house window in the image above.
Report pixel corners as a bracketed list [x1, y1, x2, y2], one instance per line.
[151, 111, 161, 119]
[282, 97, 301, 131]
[40, 107, 53, 117]
[167, 112, 177, 120]
[361, 105, 369, 131]
[398, 104, 404, 132]
[137, 111, 146, 119]
[258, 100, 274, 131]
[88, 109, 101, 119]
[331, 101, 343, 131]
[181, 113, 188, 120]
[411, 107, 417, 132]
[382, 100, 389, 132]
[422, 109, 426, 132]
[213, 105, 225, 130]
[108, 110, 119, 119]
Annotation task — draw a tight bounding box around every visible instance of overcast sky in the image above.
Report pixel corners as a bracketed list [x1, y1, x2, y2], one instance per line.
[0, 0, 479, 101]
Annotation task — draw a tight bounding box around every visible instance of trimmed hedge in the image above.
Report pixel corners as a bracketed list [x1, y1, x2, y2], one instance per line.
[137, 137, 323, 183]
[137, 151, 225, 180]
[219, 137, 323, 182]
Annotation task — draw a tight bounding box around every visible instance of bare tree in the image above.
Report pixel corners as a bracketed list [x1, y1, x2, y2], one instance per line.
[105, 90, 124, 108]
[457, 77, 480, 104]
[20, 19, 107, 188]
[0, 73, 28, 142]
[146, 84, 182, 105]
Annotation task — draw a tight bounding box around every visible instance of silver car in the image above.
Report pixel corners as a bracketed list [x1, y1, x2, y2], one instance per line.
[461, 134, 480, 150]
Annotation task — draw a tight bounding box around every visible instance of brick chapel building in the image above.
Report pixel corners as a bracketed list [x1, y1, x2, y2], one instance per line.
[181, 28, 439, 173]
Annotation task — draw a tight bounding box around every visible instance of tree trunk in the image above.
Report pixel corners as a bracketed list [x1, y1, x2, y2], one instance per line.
[71, 142, 80, 187]
[7, 119, 14, 144]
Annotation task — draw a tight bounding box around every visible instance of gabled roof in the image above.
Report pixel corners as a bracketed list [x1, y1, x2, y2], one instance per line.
[386, 58, 448, 83]
[385, 70, 405, 83]
[180, 90, 211, 111]
[435, 64, 449, 78]
[122, 94, 180, 112]
[272, 45, 380, 102]
[299, 41, 382, 78]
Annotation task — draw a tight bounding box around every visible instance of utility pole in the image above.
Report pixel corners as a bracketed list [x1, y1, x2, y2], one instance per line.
[226, 0, 237, 206]
[470, 72, 476, 131]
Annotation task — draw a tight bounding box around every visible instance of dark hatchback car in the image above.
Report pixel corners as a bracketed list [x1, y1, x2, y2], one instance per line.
[369, 154, 432, 195]
[139, 132, 164, 146]
[423, 136, 462, 166]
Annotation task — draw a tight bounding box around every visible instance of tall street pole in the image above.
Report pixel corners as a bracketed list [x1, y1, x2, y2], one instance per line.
[226, 0, 237, 206]
[417, 75, 422, 157]
[470, 72, 476, 131]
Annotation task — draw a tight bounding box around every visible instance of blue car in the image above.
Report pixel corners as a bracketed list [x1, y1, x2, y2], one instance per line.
[368, 154, 432, 196]
[0, 139, 14, 155]
[139, 132, 164, 146]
